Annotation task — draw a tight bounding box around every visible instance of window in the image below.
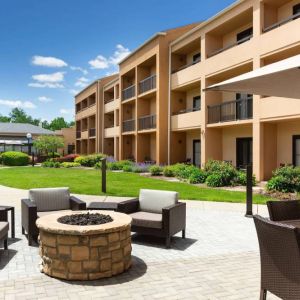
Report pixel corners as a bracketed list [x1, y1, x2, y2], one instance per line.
[293, 136, 300, 166]
[236, 28, 253, 44]
[193, 96, 201, 111]
[192, 53, 201, 64]
[293, 3, 300, 19]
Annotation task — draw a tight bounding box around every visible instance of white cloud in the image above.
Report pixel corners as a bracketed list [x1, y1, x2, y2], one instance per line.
[32, 72, 65, 83]
[74, 76, 89, 88]
[88, 55, 109, 69]
[69, 89, 80, 95]
[28, 82, 64, 88]
[0, 99, 36, 109]
[32, 56, 68, 68]
[38, 96, 52, 103]
[88, 44, 131, 70]
[60, 108, 74, 115]
[70, 66, 88, 75]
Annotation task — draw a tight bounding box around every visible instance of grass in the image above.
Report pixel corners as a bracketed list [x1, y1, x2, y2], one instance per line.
[0, 167, 269, 204]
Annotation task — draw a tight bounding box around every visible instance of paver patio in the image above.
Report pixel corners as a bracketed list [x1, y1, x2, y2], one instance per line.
[0, 185, 279, 299]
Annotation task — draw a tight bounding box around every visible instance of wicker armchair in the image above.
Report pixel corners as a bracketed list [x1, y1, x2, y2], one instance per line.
[22, 187, 86, 245]
[118, 189, 186, 248]
[0, 211, 8, 250]
[267, 200, 300, 221]
[253, 215, 300, 299]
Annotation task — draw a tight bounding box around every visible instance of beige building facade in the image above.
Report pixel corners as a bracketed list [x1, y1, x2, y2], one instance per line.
[75, 0, 300, 181]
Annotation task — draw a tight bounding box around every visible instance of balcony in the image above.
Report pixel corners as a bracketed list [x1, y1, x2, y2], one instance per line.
[172, 57, 201, 74]
[104, 126, 119, 138]
[208, 97, 253, 124]
[122, 85, 135, 101]
[89, 128, 96, 137]
[207, 35, 253, 58]
[171, 110, 201, 131]
[76, 131, 81, 139]
[263, 11, 300, 33]
[104, 98, 120, 113]
[81, 130, 89, 139]
[123, 119, 135, 132]
[139, 75, 156, 94]
[138, 114, 156, 131]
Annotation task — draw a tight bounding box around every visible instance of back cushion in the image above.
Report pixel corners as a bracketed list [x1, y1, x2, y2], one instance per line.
[29, 187, 70, 212]
[139, 189, 178, 214]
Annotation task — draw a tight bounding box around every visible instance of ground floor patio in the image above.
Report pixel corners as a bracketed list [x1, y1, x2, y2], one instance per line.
[0, 185, 279, 299]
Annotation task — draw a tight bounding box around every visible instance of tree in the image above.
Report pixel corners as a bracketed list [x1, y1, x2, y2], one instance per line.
[33, 135, 64, 156]
[9, 108, 40, 125]
[48, 117, 70, 131]
[0, 115, 11, 122]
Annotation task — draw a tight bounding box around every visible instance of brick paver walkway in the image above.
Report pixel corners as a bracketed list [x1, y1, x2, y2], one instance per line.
[0, 185, 279, 299]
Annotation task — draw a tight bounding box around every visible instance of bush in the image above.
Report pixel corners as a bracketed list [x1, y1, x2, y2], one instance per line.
[235, 171, 256, 186]
[266, 166, 300, 193]
[163, 166, 175, 177]
[54, 154, 79, 163]
[74, 153, 106, 167]
[122, 165, 133, 172]
[132, 163, 151, 173]
[1, 151, 29, 166]
[188, 169, 207, 184]
[61, 162, 81, 168]
[0, 154, 3, 165]
[149, 165, 163, 176]
[41, 160, 61, 168]
[206, 173, 224, 187]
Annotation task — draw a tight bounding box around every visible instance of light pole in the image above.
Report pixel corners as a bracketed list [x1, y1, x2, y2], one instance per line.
[26, 133, 34, 166]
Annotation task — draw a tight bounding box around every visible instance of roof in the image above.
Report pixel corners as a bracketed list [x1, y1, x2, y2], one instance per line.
[0, 123, 55, 135]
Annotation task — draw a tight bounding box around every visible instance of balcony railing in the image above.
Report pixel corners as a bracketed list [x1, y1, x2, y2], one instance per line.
[123, 119, 135, 132]
[122, 85, 135, 101]
[263, 12, 300, 33]
[172, 107, 200, 116]
[139, 74, 156, 94]
[208, 97, 253, 124]
[89, 128, 96, 137]
[172, 57, 201, 74]
[76, 131, 81, 139]
[207, 35, 253, 58]
[138, 114, 156, 131]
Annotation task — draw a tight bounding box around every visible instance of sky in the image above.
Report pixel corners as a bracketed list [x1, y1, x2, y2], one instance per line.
[0, 0, 235, 122]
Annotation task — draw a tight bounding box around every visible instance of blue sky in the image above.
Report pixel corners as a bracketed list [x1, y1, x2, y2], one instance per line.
[0, 0, 235, 122]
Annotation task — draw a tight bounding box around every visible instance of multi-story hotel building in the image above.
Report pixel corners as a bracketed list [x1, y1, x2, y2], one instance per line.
[75, 0, 300, 181]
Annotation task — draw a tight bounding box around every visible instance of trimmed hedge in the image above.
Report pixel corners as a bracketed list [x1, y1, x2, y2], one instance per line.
[75, 153, 106, 167]
[1, 151, 29, 166]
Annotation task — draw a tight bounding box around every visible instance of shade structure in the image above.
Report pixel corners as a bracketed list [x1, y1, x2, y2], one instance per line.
[205, 54, 300, 99]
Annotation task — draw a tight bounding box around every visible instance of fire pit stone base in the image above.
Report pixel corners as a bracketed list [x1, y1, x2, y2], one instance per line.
[37, 211, 132, 280]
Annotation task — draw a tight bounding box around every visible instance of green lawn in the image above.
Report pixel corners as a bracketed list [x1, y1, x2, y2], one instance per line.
[0, 167, 269, 204]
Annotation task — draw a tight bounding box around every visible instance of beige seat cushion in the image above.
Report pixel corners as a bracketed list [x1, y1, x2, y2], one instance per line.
[37, 210, 73, 218]
[139, 189, 178, 214]
[130, 211, 162, 229]
[29, 187, 70, 212]
[0, 222, 9, 239]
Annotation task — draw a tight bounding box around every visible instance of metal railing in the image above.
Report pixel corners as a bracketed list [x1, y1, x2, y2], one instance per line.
[263, 12, 300, 33]
[172, 107, 200, 116]
[172, 57, 201, 74]
[89, 128, 96, 137]
[208, 97, 253, 124]
[122, 85, 135, 101]
[76, 131, 81, 139]
[138, 114, 156, 131]
[207, 35, 253, 58]
[123, 119, 135, 132]
[139, 74, 156, 94]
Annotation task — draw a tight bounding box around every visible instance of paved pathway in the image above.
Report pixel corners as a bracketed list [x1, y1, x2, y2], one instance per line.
[0, 185, 279, 299]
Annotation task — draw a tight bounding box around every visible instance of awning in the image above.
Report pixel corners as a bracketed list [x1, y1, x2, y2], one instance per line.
[204, 54, 300, 99]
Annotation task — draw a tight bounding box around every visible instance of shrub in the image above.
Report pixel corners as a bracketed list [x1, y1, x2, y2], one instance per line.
[0, 154, 3, 165]
[266, 166, 300, 193]
[170, 163, 189, 178]
[163, 166, 175, 177]
[54, 154, 79, 163]
[149, 165, 163, 176]
[41, 160, 61, 168]
[235, 171, 256, 186]
[122, 165, 133, 172]
[188, 169, 207, 184]
[132, 163, 151, 173]
[74, 153, 106, 167]
[61, 162, 81, 168]
[1, 151, 29, 166]
[206, 173, 224, 187]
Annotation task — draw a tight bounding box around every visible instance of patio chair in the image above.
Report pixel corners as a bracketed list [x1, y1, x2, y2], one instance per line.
[21, 187, 86, 245]
[253, 215, 300, 299]
[118, 189, 186, 248]
[267, 200, 300, 221]
[0, 220, 8, 250]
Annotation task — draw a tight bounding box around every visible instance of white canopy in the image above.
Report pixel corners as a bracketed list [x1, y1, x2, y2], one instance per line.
[205, 54, 300, 99]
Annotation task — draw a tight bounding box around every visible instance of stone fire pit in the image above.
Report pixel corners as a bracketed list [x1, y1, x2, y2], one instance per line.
[36, 211, 132, 280]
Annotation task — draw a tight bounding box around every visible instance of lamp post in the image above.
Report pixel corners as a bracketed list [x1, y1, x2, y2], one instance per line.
[26, 133, 34, 167]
